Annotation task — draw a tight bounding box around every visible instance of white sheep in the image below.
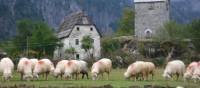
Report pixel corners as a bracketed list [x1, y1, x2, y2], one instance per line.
[184, 62, 198, 81]
[191, 62, 200, 82]
[0, 57, 14, 81]
[17, 57, 33, 81]
[163, 60, 185, 80]
[124, 61, 146, 81]
[30, 58, 38, 71]
[78, 60, 89, 79]
[91, 58, 112, 80]
[63, 60, 81, 80]
[33, 58, 55, 80]
[54, 60, 68, 79]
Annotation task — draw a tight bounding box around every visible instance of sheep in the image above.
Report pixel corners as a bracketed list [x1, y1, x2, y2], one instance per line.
[191, 62, 200, 82]
[0, 57, 14, 81]
[184, 62, 198, 81]
[163, 60, 185, 80]
[124, 61, 155, 81]
[63, 60, 81, 80]
[30, 58, 38, 71]
[78, 60, 89, 79]
[17, 57, 33, 81]
[91, 58, 112, 80]
[124, 61, 147, 81]
[33, 59, 55, 80]
[53, 60, 68, 79]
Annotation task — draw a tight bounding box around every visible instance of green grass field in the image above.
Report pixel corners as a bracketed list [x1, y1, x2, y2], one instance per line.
[0, 69, 199, 88]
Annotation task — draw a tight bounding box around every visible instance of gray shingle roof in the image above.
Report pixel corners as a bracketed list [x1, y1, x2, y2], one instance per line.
[57, 11, 102, 39]
[58, 11, 92, 33]
[57, 11, 95, 39]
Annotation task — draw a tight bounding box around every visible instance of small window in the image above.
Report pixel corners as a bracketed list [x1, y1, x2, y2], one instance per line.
[149, 3, 155, 10]
[75, 39, 79, 45]
[77, 27, 80, 31]
[90, 27, 93, 31]
[76, 54, 80, 60]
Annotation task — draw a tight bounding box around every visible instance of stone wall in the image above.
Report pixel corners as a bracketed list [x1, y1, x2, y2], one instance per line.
[135, 1, 170, 39]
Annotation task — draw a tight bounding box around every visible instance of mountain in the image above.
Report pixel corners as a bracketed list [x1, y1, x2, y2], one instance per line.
[170, 0, 200, 23]
[0, 0, 200, 41]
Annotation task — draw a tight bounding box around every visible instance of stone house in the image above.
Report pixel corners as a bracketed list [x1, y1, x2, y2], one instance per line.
[134, 0, 170, 39]
[54, 11, 101, 60]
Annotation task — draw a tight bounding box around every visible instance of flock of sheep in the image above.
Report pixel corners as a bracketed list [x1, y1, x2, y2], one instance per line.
[0, 57, 200, 83]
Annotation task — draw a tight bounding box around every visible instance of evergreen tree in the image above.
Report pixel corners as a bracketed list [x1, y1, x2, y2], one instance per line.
[116, 8, 134, 36]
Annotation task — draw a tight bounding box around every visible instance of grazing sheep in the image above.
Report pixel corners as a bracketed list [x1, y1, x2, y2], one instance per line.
[78, 60, 89, 79]
[191, 62, 200, 82]
[54, 60, 68, 79]
[0, 57, 14, 81]
[91, 58, 112, 80]
[33, 59, 55, 80]
[163, 60, 185, 80]
[30, 58, 38, 71]
[63, 60, 80, 80]
[17, 57, 33, 81]
[124, 61, 147, 81]
[184, 62, 198, 81]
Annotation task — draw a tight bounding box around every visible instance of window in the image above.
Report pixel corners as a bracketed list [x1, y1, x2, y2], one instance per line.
[75, 39, 79, 45]
[76, 54, 80, 60]
[77, 27, 80, 31]
[144, 29, 152, 39]
[90, 27, 93, 31]
[149, 3, 155, 10]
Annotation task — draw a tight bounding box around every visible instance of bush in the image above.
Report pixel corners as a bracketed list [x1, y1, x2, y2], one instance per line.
[153, 57, 166, 67]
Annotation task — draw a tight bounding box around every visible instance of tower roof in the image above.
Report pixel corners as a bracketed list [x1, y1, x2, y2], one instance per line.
[134, 0, 166, 3]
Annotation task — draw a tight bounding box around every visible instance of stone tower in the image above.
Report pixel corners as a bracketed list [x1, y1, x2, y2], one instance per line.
[134, 0, 170, 39]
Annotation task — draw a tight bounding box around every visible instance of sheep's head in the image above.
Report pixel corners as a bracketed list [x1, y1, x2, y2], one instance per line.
[3, 73, 12, 81]
[33, 73, 39, 80]
[183, 72, 192, 81]
[162, 73, 171, 80]
[23, 74, 33, 81]
[92, 72, 98, 80]
[53, 69, 61, 78]
[63, 72, 71, 80]
[124, 72, 130, 80]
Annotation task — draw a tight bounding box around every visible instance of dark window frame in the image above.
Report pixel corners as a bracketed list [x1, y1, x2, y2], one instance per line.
[77, 27, 80, 31]
[90, 27, 93, 31]
[76, 54, 80, 60]
[75, 39, 79, 45]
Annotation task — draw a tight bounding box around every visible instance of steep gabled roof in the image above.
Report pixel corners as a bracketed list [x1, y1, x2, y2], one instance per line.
[57, 11, 102, 39]
[58, 11, 92, 33]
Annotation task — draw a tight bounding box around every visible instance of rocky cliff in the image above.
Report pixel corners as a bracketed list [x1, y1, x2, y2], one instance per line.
[0, 0, 200, 41]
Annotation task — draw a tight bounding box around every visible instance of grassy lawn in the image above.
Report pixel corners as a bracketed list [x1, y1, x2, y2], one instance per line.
[0, 69, 199, 88]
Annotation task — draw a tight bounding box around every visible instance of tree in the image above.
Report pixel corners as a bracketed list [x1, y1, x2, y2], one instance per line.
[14, 19, 35, 54]
[29, 22, 59, 58]
[1, 19, 59, 58]
[155, 21, 188, 62]
[81, 35, 93, 59]
[101, 37, 120, 58]
[116, 8, 134, 36]
[65, 47, 76, 59]
[156, 21, 186, 41]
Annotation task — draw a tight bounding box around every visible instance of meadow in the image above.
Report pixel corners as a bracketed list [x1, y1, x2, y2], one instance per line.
[0, 69, 199, 88]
